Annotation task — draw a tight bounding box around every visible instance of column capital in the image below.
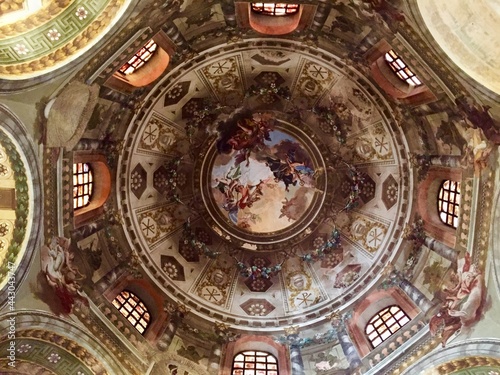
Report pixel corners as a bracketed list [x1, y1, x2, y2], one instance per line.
[214, 321, 240, 343]
[164, 301, 190, 319]
[284, 325, 300, 336]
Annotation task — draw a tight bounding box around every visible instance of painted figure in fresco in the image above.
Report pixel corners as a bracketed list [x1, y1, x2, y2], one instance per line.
[280, 193, 308, 222]
[455, 95, 500, 145]
[444, 253, 483, 319]
[40, 236, 86, 314]
[429, 253, 484, 347]
[215, 165, 266, 224]
[265, 149, 314, 192]
[221, 180, 266, 224]
[216, 111, 273, 166]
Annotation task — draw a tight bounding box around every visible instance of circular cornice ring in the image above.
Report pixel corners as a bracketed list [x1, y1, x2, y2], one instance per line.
[0, 0, 132, 79]
[118, 38, 413, 331]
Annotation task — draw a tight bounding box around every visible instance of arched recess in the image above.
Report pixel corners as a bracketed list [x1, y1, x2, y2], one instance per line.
[0, 310, 131, 375]
[367, 40, 436, 105]
[103, 276, 168, 342]
[0, 104, 42, 306]
[72, 153, 111, 228]
[402, 338, 500, 374]
[417, 166, 462, 248]
[221, 335, 290, 375]
[105, 31, 174, 93]
[348, 288, 420, 358]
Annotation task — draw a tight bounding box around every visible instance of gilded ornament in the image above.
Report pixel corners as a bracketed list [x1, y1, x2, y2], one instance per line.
[284, 325, 299, 335]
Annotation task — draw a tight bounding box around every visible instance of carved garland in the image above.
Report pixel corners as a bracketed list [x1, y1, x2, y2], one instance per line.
[0, 129, 28, 282]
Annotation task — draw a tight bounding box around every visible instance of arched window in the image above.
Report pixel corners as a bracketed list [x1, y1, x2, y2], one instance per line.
[437, 180, 461, 228]
[365, 305, 410, 348]
[73, 162, 93, 209]
[118, 39, 158, 75]
[385, 50, 422, 87]
[251, 3, 299, 16]
[112, 290, 151, 334]
[232, 351, 279, 375]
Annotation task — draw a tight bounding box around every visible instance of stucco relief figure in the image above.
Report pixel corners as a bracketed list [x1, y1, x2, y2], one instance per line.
[429, 253, 485, 347]
[40, 236, 87, 314]
[216, 110, 273, 166]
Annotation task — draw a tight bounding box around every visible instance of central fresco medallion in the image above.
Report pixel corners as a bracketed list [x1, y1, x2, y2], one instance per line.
[200, 111, 327, 244]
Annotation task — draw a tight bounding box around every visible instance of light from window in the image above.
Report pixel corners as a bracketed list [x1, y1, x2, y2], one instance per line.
[119, 39, 157, 75]
[384, 50, 422, 86]
[112, 290, 151, 334]
[73, 162, 93, 209]
[365, 305, 410, 348]
[438, 180, 461, 228]
[232, 351, 279, 375]
[251, 3, 299, 16]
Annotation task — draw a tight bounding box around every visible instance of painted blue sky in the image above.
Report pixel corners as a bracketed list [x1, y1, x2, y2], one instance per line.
[265, 129, 299, 146]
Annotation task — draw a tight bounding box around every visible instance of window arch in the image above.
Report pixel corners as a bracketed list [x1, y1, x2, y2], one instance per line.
[384, 50, 422, 87]
[438, 180, 461, 228]
[112, 290, 151, 334]
[118, 39, 158, 75]
[365, 305, 410, 348]
[251, 3, 299, 16]
[232, 351, 279, 375]
[73, 162, 93, 209]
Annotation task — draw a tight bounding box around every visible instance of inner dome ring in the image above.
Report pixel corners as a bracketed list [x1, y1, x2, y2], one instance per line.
[198, 115, 328, 246]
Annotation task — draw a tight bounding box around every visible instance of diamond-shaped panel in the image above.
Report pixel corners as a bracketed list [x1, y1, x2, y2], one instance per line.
[130, 163, 147, 199]
[254, 71, 286, 87]
[320, 247, 344, 269]
[240, 298, 276, 316]
[248, 256, 270, 268]
[178, 226, 212, 262]
[358, 172, 376, 204]
[245, 277, 273, 292]
[161, 255, 185, 281]
[179, 235, 200, 263]
[381, 174, 398, 210]
[153, 164, 173, 195]
[164, 81, 191, 107]
[182, 97, 206, 119]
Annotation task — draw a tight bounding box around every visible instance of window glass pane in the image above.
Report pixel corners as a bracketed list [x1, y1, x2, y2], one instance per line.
[365, 305, 410, 348]
[251, 2, 299, 16]
[232, 351, 279, 375]
[112, 290, 150, 334]
[384, 49, 422, 87]
[119, 40, 158, 75]
[438, 180, 461, 229]
[73, 163, 93, 209]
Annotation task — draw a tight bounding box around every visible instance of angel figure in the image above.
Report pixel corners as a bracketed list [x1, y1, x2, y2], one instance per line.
[40, 236, 86, 314]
